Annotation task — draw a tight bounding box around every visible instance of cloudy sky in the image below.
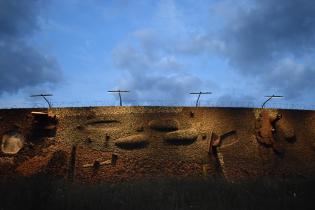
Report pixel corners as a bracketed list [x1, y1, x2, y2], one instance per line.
[1, 0, 315, 108]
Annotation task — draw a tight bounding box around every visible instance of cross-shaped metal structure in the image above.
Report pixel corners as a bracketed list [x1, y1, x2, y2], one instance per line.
[262, 95, 283, 108]
[30, 94, 53, 108]
[190, 91, 212, 107]
[107, 90, 130, 106]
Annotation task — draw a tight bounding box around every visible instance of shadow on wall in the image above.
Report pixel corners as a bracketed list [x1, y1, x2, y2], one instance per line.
[27, 112, 58, 143]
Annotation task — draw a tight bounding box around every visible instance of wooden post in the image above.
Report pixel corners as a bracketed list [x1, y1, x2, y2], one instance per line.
[208, 131, 214, 154]
[68, 144, 77, 182]
[111, 153, 118, 165]
[207, 131, 224, 178]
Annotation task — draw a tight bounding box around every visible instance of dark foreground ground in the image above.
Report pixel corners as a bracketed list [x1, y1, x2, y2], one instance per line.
[0, 176, 314, 210]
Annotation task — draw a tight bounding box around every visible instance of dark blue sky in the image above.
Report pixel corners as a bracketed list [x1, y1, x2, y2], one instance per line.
[1, 0, 315, 108]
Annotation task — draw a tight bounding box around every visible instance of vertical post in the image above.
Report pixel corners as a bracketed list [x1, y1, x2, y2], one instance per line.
[207, 131, 224, 178]
[208, 131, 214, 154]
[68, 144, 77, 182]
[107, 90, 130, 107]
[118, 91, 122, 106]
[190, 92, 212, 107]
[196, 92, 201, 107]
[111, 153, 118, 165]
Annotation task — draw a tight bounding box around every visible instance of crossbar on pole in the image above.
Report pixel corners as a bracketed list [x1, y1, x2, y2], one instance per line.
[262, 95, 283, 108]
[107, 90, 130, 106]
[30, 94, 53, 108]
[190, 91, 212, 107]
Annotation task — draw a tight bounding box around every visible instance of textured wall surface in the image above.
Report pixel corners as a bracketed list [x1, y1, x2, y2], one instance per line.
[1, 106, 315, 183]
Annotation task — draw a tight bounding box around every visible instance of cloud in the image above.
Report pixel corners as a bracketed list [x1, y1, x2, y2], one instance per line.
[216, 94, 256, 107]
[112, 43, 204, 104]
[0, 0, 39, 39]
[213, 0, 315, 100]
[0, 0, 61, 95]
[265, 57, 315, 98]
[0, 41, 60, 93]
[111, 0, 218, 104]
[111, 0, 315, 104]
[119, 73, 203, 105]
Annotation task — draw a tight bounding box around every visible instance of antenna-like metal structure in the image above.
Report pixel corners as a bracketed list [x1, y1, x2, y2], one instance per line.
[30, 94, 53, 108]
[262, 95, 283, 108]
[107, 90, 130, 106]
[190, 91, 212, 107]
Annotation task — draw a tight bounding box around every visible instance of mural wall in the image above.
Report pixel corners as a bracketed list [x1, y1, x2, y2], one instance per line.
[1, 107, 315, 183]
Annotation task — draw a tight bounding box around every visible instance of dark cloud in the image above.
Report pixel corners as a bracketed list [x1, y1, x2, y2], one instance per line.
[216, 0, 315, 99]
[0, 0, 61, 95]
[0, 0, 39, 39]
[0, 41, 60, 93]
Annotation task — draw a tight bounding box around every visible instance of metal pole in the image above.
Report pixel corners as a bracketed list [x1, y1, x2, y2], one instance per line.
[30, 94, 53, 109]
[118, 91, 122, 106]
[108, 90, 130, 107]
[262, 96, 273, 108]
[190, 92, 212, 107]
[262, 95, 283, 108]
[41, 95, 52, 108]
[196, 92, 201, 107]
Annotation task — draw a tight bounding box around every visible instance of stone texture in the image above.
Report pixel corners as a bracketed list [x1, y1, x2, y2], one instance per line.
[115, 134, 149, 149]
[255, 110, 274, 146]
[276, 121, 296, 143]
[45, 150, 68, 176]
[1, 106, 315, 183]
[269, 112, 282, 123]
[165, 129, 199, 144]
[1, 131, 24, 154]
[0, 157, 14, 166]
[148, 119, 179, 131]
[272, 142, 285, 155]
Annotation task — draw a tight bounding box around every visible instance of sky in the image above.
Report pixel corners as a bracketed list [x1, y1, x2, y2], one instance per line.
[1, 0, 315, 108]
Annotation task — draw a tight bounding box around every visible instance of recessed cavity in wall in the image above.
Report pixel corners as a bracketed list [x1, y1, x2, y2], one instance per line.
[1, 131, 25, 154]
